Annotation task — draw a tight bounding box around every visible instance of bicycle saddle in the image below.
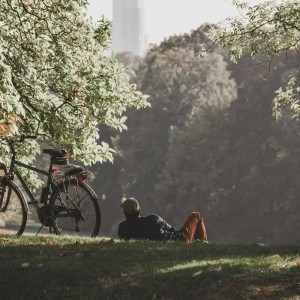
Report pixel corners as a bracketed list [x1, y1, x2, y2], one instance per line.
[43, 149, 67, 157]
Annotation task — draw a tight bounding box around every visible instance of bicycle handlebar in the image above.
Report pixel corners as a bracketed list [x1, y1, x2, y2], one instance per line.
[0, 135, 38, 156]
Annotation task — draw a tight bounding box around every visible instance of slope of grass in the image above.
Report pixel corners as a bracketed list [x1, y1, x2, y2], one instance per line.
[0, 235, 299, 300]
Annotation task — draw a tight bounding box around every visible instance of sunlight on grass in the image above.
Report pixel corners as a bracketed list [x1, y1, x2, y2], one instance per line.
[0, 236, 299, 299]
[263, 254, 300, 270]
[158, 258, 234, 274]
[157, 255, 300, 275]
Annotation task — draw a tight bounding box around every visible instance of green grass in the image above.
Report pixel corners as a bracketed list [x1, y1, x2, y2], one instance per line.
[0, 235, 299, 300]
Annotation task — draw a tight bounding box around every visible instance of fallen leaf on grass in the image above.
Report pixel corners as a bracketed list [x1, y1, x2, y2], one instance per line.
[99, 238, 116, 245]
[39, 237, 53, 246]
[129, 282, 139, 287]
[20, 262, 30, 268]
[192, 270, 203, 277]
[254, 243, 267, 247]
[212, 266, 222, 272]
[0, 237, 11, 245]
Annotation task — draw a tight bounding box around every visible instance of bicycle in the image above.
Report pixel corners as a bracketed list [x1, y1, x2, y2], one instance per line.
[0, 135, 101, 237]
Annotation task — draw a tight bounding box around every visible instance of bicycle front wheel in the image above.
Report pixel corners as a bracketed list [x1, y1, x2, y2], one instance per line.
[0, 180, 27, 236]
[50, 179, 101, 237]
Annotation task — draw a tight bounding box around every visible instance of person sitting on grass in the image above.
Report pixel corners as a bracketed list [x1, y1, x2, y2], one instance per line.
[118, 197, 208, 243]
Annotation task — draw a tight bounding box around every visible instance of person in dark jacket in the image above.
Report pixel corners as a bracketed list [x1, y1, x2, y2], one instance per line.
[118, 197, 208, 243]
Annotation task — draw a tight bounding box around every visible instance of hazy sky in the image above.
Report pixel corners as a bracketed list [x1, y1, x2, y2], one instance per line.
[86, 0, 271, 45]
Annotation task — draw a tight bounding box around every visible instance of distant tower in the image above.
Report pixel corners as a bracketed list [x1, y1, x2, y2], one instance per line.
[112, 0, 148, 57]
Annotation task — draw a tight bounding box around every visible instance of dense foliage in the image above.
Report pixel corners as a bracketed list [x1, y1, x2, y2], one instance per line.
[93, 25, 300, 245]
[0, 0, 149, 166]
[116, 31, 236, 217]
[207, 0, 300, 121]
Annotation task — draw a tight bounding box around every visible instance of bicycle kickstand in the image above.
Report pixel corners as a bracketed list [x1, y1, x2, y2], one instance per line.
[36, 224, 45, 236]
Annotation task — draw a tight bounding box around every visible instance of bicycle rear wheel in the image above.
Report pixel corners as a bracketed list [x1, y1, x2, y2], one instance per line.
[0, 180, 27, 236]
[50, 179, 101, 237]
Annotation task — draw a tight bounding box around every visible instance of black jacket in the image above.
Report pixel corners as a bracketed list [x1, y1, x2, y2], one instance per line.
[118, 214, 184, 241]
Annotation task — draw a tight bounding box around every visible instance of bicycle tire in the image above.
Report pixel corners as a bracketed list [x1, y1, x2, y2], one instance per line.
[50, 179, 101, 237]
[0, 180, 27, 236]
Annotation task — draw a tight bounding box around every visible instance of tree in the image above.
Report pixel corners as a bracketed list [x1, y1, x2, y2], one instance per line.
[116, 27, 237, 215]
[0, 0, 149, 166]
[206, 0, 300, 120]
[93, 25, 300, 243]
[157, 49, 300, 244]
[157, 107, 230, 225]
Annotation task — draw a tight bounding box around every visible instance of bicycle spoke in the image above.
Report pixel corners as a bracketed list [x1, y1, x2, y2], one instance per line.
[0, 181, 27, 236]
[50, 179, 100, 237]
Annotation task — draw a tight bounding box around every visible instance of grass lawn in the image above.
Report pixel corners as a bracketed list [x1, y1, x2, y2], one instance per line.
[0, 235, 299, 300]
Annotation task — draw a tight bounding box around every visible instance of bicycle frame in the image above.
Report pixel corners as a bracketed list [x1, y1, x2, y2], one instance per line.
[13, 160, 49, 205]
[8, 139, 51, 206]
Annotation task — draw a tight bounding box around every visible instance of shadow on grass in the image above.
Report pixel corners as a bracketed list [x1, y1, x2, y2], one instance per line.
[0, 239, 299, 299]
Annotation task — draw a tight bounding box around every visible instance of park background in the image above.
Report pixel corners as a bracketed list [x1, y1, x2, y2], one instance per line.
[0, 1, 299, 299]
[76, 0, 300, 245]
